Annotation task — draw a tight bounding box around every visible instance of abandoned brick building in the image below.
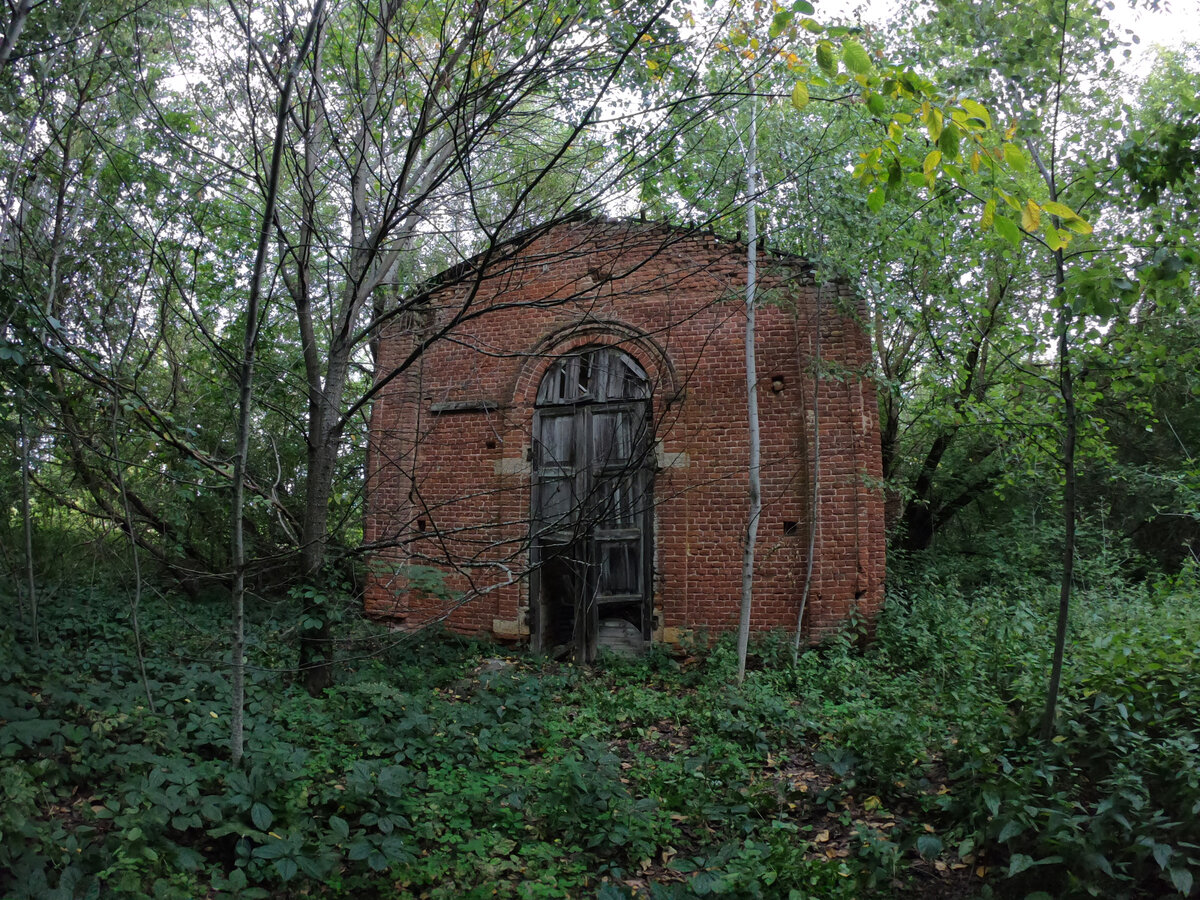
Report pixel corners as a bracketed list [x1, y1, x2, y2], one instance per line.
[364, 216, 885, 659]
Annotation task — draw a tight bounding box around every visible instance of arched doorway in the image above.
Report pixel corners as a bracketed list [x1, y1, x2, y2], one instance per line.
[530, 346, 653, 661]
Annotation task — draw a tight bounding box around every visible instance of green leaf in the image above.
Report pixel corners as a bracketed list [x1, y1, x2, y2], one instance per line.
[1152, 842, 1172, 870]
[1003, 143, 1028, 172]
[842, 40, 871, 74]
[866, 92, 886, 116]
[938, 122, 961, 159]
[815, 41, 837, 75]
[769, 11, 793, 39]
[887, 155, 901, 187]
[1044, 224, 1067, 251]
[275, 858, 298, 882]
[916, 835, 943, 857]
[994, 216, 1021, 247]
[791, 82, 809, 111]
[997, 820, 1024, 843]
[1169, 867, 1193, 895]
[867, 187, 886, 213]
[250, 802, 273, 831]
[378, 765, 410, 797]
[329, 815, 350, 840]
[792, 0, 815, 12]
[1008, 853, 1035, 876]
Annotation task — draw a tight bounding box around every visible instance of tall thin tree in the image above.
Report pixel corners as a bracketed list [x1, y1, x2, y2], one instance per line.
[230, 0, 326, 763]
[736, 97, 760, 686]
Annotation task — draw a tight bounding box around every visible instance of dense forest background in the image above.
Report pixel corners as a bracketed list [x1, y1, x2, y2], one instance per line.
[1, 0, 1198, 896]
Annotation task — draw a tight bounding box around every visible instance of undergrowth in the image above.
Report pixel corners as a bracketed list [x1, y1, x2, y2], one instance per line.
[1, 560, 1197, 898]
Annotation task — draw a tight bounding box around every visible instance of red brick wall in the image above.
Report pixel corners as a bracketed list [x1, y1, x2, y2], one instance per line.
[364, 218, 885, 641]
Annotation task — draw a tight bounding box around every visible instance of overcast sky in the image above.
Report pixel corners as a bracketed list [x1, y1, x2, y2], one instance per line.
[826, 0, 1200, 71]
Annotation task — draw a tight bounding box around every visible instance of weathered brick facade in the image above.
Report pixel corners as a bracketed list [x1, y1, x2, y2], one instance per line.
[364, 216, 885, 648]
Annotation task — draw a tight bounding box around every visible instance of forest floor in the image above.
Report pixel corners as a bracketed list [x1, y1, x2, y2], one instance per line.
[1, 562, 1198, 899]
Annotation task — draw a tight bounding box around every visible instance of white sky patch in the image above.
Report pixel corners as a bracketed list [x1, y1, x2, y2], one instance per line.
[817, 0, 1200, 66]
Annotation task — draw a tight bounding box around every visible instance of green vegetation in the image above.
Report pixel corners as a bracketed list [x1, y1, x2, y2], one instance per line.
[2, 556, 1197, 899]
[2, 0, 1198, 897]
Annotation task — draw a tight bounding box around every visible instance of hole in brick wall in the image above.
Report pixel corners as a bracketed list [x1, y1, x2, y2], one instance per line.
[783, 521, 799, 536]
[771, 376, 785, 393]
[485, 439, 497, 449]
[417, 519, 427, 532]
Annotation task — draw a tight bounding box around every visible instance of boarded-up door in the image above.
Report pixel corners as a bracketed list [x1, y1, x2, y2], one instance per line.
[531, 347, 652, 661]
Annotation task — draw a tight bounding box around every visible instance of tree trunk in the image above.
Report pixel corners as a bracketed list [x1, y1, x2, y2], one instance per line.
[231, 0, 326, 759]
[1029, 3, 1076, 741]
[297, 422, 340, 696]
[19, 408, 37, 646]
[736, 100, 760, 686]
[1041, 245, 1075, 742]
[792, 286, 821, 659]
[0, 0, 33, 72]
[113, 393, 156, 713]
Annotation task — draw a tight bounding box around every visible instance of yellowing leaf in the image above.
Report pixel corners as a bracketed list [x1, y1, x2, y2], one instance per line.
[791, 81, 810, 110]
[1041, 200, 1093, 233]
[923, 149, 942, 177]
[980, 197, 995, 230]
[1044, 224, 1068, 251]
[970, 151, 981, 174]
[926, 106, 944, 143]
[960, 98, 991, 129]
[1021, 199, 1041, 232]
[1041, 200, 1077, 219]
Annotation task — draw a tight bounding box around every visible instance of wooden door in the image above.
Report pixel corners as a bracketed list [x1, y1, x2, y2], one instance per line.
[531, 348, 652, 661]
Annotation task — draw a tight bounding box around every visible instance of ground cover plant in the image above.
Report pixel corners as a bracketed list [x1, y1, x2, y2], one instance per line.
[1, 559, 1198, 899]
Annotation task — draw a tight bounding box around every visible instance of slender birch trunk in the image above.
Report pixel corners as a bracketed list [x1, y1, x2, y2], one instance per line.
[231, 0, 326, 763]
[1033, 0, 1076, 742]
[792, 288, 821, 660]
[736, 99, 760, 686]
[19, 407, 37, 646]
[113, 392, 156, 713]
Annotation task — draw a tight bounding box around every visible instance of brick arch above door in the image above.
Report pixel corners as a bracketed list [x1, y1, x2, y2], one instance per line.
[507, 321, 682, 411]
